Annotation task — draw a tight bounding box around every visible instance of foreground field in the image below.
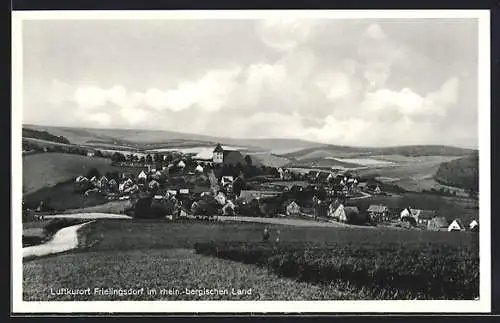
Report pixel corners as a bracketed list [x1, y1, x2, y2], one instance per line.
[23, 219, 478, 300]
[195, 240, 478, 300]
[24, 248, 350, 301]
[23, 153, 120, 195]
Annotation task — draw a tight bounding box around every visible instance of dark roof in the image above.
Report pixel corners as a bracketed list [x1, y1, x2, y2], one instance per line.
[418, 210, 437, 220]
[344, 206, 360, 216]
[223, 150, 245, 165]
[213, 143, 224, 153]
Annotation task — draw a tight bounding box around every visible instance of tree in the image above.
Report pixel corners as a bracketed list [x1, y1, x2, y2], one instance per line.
[146, 154, 153, 164]
[111, 152, 126, 163]
[86, 167, 101, 179]
[244, 155, 253, 166]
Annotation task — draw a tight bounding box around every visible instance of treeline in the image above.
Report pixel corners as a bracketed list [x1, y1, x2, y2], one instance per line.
[22, 128, 71, 144]
[434, 154, 479, 193]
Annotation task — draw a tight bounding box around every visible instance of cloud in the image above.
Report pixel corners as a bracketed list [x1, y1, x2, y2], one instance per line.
[27, 19, 476, 147]
[255, 18, 318, 51]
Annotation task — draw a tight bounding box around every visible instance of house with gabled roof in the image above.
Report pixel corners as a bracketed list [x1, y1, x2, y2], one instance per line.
[367, 204, 389, 222]
[285, 200, 301, 216]
[448, 219, 466, 232]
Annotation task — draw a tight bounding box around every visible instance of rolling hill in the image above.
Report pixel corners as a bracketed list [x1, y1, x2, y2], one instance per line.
[434, 153, 479, 192]
[22, 153, 122, 195]
[282, 145, 477, 160]
[23, 124, 325, 153]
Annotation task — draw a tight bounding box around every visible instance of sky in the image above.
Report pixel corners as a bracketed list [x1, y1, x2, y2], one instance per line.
[22, 17, 479, 148]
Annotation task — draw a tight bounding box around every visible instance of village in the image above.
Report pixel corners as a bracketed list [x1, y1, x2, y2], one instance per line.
[28, 143, 478, 233]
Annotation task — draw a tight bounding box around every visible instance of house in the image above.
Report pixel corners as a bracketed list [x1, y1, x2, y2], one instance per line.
[469, 219, 479, 231]
[212, 143, 246, 166]
[427, 217, 449, 231]
[75, 176, 88, 183]
[177, 160, 186, 168]
[400, 207, 419, 225]
[86, 150, 95, 157]
[374, 185, 382, 195]
[327, 200, 342, 219]
[179, 188, 189, 195]
[286, 201, 301, 216]
[448, 219, 466, 232]
[330, 204, 361, 223]
[215, 191, 227, 206]
[221, 176, 234, 187]
[417, 210, 437, 225]
[367, 204, 389, 222]
[148, 180, 160, 190]
[154, 195, 163, 200]
[195, 165, 204, 173]
[222, 200, 236, 216]
[138, 171, 147, 180]
[166, 190, 177, 198]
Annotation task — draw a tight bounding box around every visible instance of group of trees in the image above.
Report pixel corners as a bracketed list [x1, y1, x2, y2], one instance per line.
[434, 154, 479, 195]
[22, 128, 71, 144]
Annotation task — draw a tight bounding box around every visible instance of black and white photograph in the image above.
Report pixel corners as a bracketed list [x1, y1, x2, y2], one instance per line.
[12, 10, 490, 313]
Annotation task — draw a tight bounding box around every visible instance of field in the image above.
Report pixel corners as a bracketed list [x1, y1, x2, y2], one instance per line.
[195, 239, 478, 299]
[23, 153, 121, 195]
[357, 155, 465, 192]
[23, 219, 478, 300]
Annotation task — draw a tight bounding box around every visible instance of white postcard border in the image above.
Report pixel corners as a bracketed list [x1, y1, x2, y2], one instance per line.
[11, 9, 491, 313]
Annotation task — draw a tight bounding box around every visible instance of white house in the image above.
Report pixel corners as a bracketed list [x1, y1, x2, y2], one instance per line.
[221, 176, 234, 186]
[448, 219, 466, 232]
[215, 191, 227, 205]
[177, 160, 186, 168]
[286, 201, 301, 216]
[138, 171, 147, 180]
[195, 165, 204, 173]
[470, 219, 479, 231]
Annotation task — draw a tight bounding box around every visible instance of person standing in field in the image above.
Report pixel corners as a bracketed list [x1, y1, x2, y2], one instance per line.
[262, 227, 270, 242]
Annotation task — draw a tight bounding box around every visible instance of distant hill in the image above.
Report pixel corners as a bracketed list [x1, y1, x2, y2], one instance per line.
[434, 153, 479, 192]
[22, 153, 121, 195]
[282, 145, 476, 159]
[22, 128, 71, 145]
[22, 124, 325, 153]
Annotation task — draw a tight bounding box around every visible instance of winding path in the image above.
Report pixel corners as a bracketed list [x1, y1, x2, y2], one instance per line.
[23, 221, 94, 258]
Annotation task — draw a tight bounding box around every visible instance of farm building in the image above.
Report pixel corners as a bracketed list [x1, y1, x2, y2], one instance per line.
[417, 210, 437, 225]
[285, 201, 301, 216]
[400, 207, 422, 226]
[470, 219, 479, 231]
[367, 204, 389, 222]
[330, 204, 361, 224]
[427, 217, 449, 231]
[448, 219, 466, 232]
